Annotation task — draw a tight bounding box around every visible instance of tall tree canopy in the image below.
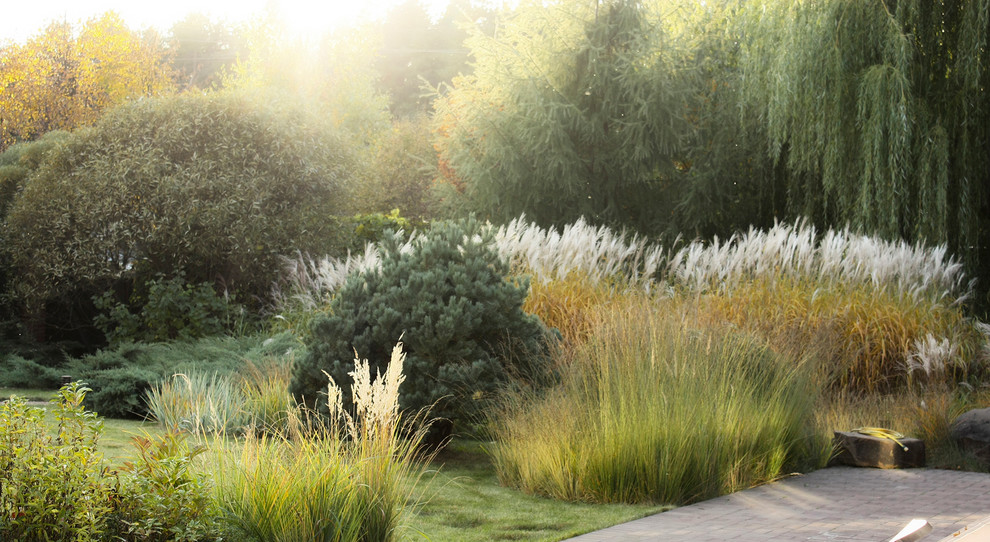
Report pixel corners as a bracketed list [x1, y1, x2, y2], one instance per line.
[737, 0, 989, 267]
[0, 12, 174, 150]
[223, 20, 390, 147]
[168, 13, 248, 91]
[433, 0, 691, 234]
[376, 0, 490, 117]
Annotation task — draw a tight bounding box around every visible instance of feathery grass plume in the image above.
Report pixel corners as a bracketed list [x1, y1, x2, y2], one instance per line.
[493, 217, 666, 347]
[272, 215, 665, 318]
[490, 295, 820, 505]
[906, 334, 961, 377]
[214, 341, 433, 542]
[668, 219, 970, 304]
[493, 215, 665, 289]
[270, 235, 418, 329]
[272, 216, 980, 390]
[669, 220, 982, 391]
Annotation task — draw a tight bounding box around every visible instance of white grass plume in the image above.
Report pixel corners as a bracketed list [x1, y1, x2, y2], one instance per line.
[905, 334, 961, 376]
[325, 342, 407, 441]
[272, 216, 971, 313]
[667, 219, 971, 305]
[493, 215, 666, 289]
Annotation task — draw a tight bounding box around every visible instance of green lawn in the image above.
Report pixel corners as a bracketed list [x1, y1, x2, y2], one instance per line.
[404, 441, 667, 541]
[0, 386, 50, 401]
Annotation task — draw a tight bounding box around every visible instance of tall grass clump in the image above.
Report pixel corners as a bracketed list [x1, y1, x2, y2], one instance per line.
[668, 220, 985, 391]
[213, 342, 432, 542]
[145, 371, 249, 435]
[494, 217, 666, 346]
[272, 216, 983, 392]
[490, 296, 821, 505]
[145, 354, 296, 436]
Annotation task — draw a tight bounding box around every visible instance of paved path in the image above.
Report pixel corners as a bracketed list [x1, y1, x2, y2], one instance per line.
[567, 467, 990, 541]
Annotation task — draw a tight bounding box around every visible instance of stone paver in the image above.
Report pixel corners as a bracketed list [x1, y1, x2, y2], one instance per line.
[566, 467, 990, 541]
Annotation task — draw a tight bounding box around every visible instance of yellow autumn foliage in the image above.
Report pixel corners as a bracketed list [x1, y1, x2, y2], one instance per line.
[0, 12, 173, 150]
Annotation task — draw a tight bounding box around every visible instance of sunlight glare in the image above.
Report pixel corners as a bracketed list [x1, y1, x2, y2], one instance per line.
[2, 0, 452, 44]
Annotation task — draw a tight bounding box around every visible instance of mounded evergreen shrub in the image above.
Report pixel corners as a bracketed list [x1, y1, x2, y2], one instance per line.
[290, 218, 554, 434]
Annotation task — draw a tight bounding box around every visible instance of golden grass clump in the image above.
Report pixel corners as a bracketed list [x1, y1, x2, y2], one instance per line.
[696, 276, 984, 392]
[490, 295, 821, 505]
[522, 273, 636, 347]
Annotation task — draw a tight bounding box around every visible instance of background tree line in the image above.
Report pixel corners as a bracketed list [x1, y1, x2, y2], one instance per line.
[0, 0, 987, 352]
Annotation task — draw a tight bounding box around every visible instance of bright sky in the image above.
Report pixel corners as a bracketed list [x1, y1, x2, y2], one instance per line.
[1, 0, 451, 44]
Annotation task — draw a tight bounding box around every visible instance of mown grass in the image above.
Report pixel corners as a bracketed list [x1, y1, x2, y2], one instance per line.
[405, 441, 666, 541]
[0, 387, 50, 401]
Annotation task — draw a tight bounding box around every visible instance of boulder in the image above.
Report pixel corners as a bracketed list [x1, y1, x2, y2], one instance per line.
[950, 407, 990, 462]
[832, 431, 926, 469]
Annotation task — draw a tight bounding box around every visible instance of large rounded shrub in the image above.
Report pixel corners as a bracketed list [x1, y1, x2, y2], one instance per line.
[290, 218, 554, 434]
[3, 91, 358, 319]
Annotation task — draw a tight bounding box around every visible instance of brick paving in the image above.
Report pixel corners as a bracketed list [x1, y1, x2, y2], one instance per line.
[566, 467, 990, 541]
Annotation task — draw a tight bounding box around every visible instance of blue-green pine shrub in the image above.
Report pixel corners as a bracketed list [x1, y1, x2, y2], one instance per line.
[290, 218, 554, 436]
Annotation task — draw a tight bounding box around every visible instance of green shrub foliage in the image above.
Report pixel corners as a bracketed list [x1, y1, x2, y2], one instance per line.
[93, 274, 238, 345]
[0, 383, 112, 540]
[111, 431, 223, 541]
[0, 384, 222, 541]
[291, 218, 553, 430]
[3, 91, 358, 318]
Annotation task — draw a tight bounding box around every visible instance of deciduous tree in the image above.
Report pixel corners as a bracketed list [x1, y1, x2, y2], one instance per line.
[0, 13, 173, 150]
[737, 0, 989, 270]
[433, 0, 691, 235]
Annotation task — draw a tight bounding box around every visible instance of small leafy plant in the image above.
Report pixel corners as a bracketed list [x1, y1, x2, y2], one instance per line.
[0, 383, 114, 541]
[111, 431, 223, 541]
[0, 383, 222, 541]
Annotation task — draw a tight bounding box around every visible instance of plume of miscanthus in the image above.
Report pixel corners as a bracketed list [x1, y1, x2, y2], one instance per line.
[668, 220, 970, 305]
[272, 234, 415, 313]
[274, 217, 970, 316]
[324, 342, 407, 443]
[493, 216, 665, 289]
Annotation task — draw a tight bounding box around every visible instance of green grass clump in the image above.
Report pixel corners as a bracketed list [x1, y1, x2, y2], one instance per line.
[213, 342, 434, 542]
[145, 371, 249, 435]
[490, 296, 822, 505]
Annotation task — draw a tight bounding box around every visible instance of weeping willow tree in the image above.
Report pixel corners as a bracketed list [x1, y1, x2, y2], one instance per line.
[738, 0, 989, 275]
[433, 0, 692, 234]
